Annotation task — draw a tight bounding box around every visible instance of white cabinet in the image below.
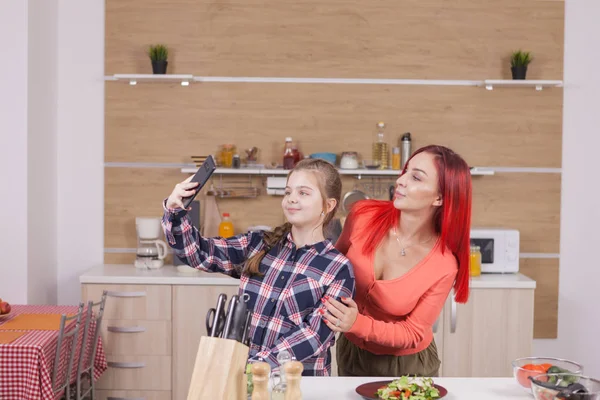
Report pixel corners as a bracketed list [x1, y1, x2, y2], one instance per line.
[440, 288, 534, 377]
[171, 285, 240, 400]
[81, 278, 535, 398]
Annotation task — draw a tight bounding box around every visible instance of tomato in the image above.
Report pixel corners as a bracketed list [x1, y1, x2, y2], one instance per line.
[539, 363, 553, 372]
[517, 364, 547, 388]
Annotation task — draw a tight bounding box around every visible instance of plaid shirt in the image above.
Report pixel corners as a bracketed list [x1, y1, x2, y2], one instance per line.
[162, 203, 355, 376]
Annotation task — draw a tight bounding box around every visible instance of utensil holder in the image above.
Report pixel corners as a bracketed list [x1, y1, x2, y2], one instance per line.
[187, 335, 250, 400]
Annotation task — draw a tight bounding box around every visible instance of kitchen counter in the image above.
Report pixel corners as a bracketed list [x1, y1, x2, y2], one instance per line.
[300, 377, 529, 399]
[80, 264, 536, 288]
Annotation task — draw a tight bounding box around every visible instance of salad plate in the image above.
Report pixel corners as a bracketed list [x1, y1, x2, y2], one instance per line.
[355, 377, 447, 400]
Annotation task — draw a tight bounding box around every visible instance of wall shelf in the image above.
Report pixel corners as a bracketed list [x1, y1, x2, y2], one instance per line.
[483, 80, 563, 91]
[105, 74, 194, 86]
[105, 75, 562, 89]
[181, 166, 495, 177]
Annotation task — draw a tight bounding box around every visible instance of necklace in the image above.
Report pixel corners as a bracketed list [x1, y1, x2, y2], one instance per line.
[393, 227, 434, 256]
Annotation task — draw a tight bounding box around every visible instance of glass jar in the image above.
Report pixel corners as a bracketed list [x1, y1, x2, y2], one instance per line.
[392, 147, 401, 170]
[232, 154, 241, 169]
[219, 144, 236, 168]
[340, 151, 359, 169]
[470, 245, 482, 277]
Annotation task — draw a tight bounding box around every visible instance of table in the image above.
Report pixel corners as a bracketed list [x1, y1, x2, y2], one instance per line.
[0, 305, 108, 400]
[300, 377, 531, 399]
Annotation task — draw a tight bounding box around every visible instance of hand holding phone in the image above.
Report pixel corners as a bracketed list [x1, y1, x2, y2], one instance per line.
[166, 155, 217, 210]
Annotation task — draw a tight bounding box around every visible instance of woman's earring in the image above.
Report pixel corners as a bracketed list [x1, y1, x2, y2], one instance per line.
[320, 211, 325, 216]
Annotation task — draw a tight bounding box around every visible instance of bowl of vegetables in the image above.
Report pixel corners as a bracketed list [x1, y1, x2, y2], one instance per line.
[530, 373, 600, 400]
[512, 357, 583, 392]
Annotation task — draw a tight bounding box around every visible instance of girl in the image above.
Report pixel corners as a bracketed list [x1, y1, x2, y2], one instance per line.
[162, 158, 355, 376]
[321, 145, 472, 377]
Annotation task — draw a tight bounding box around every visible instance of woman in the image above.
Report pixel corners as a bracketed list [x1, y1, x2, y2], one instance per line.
[162, 158, 355, 376]
[321, 145, 472, 377]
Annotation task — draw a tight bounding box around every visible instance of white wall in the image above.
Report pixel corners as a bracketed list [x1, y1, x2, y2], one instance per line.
[56, 0, 105, 304]
[27, 0, 59, 305]
[532, 0, 600, 377]
[0, 2, 29, 304]
[0, 0, 104, 305]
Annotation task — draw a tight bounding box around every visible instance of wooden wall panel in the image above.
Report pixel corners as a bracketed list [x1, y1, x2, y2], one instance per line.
[520, 258, 559, 338]
[105, 0, 564, 340]
[105, 167, 287, 249]
[105, 83, 563, 168]
[106, 0, 564, 79]
[471, 173, 561, 254]
[105, 168, 560, 254]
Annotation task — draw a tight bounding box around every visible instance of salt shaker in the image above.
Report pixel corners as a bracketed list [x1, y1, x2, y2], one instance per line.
[251, 362, 271, 400]
[283, 361, 303, 400]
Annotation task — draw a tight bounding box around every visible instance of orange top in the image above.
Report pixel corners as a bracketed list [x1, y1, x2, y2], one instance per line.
[336, 212, 458, 356]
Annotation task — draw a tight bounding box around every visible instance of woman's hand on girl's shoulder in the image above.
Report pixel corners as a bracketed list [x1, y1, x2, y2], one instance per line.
[319, 295, 358, 333]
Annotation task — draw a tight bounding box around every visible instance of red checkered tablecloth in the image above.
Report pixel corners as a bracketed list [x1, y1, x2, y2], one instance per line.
[0, 305, 108, 400]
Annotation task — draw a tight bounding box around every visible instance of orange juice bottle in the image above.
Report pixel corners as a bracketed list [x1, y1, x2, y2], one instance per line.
[218, 213, 234, 238]
[470, 245, 482, 277]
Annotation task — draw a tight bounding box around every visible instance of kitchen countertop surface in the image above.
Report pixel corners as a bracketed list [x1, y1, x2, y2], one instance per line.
[300, 377, 530, 400]
[80, 264, 536, 289]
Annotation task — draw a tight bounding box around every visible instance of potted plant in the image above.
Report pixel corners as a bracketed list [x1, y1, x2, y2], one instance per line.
[148, 44, 169, 74]
[510, 50, 532, 80]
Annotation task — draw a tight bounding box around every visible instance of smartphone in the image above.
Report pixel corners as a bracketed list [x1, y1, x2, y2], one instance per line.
[182, 155, 217, 209]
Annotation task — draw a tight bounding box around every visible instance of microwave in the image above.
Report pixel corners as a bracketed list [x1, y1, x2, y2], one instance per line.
[470, 228, 520, 273]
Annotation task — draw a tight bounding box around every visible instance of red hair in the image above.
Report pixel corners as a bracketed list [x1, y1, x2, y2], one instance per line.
[351, 145, 472, 303]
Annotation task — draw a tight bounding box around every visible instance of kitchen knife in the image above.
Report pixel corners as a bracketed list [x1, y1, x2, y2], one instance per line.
[221, 295, 239, 339]
[241, 309, 252, 346]
[210, 293, 227, 337]
[225, 293, 250, 342]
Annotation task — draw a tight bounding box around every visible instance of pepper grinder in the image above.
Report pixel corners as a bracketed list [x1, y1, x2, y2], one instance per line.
[283, 361, 303, 400]
[251, 362, 271, 400]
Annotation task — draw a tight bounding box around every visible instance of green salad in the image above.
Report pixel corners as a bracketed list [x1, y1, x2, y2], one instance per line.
[376, 376, 440, 400]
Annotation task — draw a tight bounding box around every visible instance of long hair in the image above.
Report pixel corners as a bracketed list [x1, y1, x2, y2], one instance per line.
[351, 145, 472, 303]
[243, 158, 343, 276]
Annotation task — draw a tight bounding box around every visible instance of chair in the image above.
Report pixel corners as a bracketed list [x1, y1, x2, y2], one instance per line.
[52, 302, 85, 400]
[75, 291, 107, 400]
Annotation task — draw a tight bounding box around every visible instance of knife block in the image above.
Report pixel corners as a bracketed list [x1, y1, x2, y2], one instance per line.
[187, 335, 250, 400]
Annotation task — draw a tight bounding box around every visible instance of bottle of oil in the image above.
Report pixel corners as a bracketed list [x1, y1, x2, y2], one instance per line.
[372, 122, 389, 169]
